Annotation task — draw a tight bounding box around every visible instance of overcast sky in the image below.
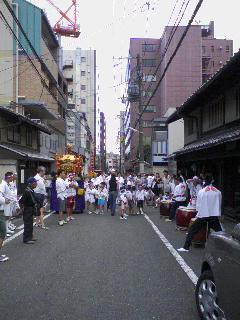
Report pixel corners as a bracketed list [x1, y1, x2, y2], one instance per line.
[30, 0, 240, 153]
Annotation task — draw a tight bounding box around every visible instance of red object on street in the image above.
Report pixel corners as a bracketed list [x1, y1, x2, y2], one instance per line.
[176, 208, 197, 229]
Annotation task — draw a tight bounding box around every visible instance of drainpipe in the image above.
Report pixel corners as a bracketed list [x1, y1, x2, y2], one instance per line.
[11, 2, 19, 113]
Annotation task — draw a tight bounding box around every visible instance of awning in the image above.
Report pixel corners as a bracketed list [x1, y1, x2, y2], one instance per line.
[0, 144, 55, 162]
[170, 126, 240, 158]
[0, 105, 52, 134]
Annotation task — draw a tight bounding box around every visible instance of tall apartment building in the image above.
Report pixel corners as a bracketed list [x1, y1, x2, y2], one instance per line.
[0, 0, 68, 185]
[125, 21, 233, 173]
[99, 112, 106, 172]
[62, 48, 97, 172]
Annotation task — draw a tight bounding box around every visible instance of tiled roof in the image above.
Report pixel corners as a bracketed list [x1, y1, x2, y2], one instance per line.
[172, 126, 240, 157]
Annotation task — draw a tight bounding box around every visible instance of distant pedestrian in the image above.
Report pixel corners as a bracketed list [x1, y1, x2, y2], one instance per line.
[19, 177, 39, 244]
[66, 173, 78, 221]
[56, 169, 69, 226]
[108, 171, 119, 216]
[34, 166, 49, 230]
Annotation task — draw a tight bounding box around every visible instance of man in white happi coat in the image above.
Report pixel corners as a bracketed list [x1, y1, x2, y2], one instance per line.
[178, 174, 223, 252]
[165, 176, 187, 221]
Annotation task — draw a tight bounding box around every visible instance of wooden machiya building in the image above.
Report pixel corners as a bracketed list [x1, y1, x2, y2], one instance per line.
[167, 50, 240, 221]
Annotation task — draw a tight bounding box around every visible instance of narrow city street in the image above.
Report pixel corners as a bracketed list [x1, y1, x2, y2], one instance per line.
[2, 206, 233, 320]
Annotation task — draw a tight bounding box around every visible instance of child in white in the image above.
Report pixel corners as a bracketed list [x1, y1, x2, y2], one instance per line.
[126, 187, 134, 215]
[97, 182, 108, 214]
[120, 189, 128, 220]
[145, 188, 155, 206]
[135, 185, 146, 215]
[85, 182, 98, 214]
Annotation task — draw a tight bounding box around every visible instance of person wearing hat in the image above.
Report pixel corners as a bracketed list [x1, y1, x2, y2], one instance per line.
[19, 177, 38, 244]
[186, 176, 202, 206]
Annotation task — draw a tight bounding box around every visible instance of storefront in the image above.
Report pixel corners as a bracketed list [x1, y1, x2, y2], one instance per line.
[172, 129, 240, 221]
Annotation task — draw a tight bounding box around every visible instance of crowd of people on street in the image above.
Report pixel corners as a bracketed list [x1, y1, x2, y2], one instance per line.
[0, 166, 223, 262]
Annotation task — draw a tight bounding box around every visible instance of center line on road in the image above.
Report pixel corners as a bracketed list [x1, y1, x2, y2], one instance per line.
[3, 212, 53, 246]
[144, 214, 198, 286]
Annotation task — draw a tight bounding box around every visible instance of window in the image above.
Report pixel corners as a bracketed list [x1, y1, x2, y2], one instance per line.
[188, 118, 197, 135]
[153, 141, 167, 155]
[81, 85, 86, 90]
[81, 99, 86, 104]
[209, 98, 224, 128]
[202, 46, 205, 54]
[142, 44, 156, 52]
[81, 57, 86, 62]
[226, 46, 230, 52]
[7, 124, 21, 143]
[143, 90, 154, 97]
[26, 128, 32, 147]
[143, 74, 156, 82]
[212, 60, 215, 67]
[144, 105, 156, 113]
[142, 120, 152, 127]
[81, 71, 86, 76]
[142, 59, 156, 67]
[211, 46, 214, 52]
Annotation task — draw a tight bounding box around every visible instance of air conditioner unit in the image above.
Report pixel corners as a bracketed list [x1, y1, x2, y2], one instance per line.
[219, 46, 222, 50]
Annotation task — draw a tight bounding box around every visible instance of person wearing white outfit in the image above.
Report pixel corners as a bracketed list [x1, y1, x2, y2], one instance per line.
[0, 172, 15, 236]
[85, 181, 98, 214]
[10, 172, 20, 216]
[34, 166, 49, 229]
[56, 169, 69, 226]
[178, 174, 223, 252]
[116, 173, 124, 189]
[165, 176, 187, 221]
[0, 190, 9, 261]
[66, 173, 78, 221]
[186, 176, 202, 206]
[135, 185, 146, 215]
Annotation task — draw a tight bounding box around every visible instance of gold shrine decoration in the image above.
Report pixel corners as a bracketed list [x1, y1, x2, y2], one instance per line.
[56, 144, 84, 174]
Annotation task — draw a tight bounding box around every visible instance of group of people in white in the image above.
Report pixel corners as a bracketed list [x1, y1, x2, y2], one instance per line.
[0, 166, 223, 262]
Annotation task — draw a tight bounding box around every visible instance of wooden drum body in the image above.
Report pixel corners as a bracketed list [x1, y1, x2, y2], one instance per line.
[160, 201, 173, 218]
[176, 208, 196, 229]
[189, 218, 207, 246]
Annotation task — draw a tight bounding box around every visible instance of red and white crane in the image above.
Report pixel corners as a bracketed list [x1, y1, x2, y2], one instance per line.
[45, 0, 80, 38]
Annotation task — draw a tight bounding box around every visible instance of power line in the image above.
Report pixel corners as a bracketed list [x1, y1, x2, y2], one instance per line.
[1, 4, 97, 150]
[127, 0, 204, 145]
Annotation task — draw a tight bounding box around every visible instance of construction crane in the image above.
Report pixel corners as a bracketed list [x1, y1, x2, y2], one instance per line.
[45, 0, 80, 38]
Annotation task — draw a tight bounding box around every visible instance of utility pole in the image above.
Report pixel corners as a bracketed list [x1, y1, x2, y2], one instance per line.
[137, 54, 144, 173]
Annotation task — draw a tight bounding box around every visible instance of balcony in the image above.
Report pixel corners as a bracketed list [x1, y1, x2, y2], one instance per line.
[63, 60, 73, 69]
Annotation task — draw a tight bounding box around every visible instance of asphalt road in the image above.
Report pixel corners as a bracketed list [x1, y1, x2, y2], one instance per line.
[1, 205, 233, 320]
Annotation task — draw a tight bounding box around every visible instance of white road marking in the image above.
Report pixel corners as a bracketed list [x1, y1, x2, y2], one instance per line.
[144, 214, 198, 286]
[3, 212, 53, 246]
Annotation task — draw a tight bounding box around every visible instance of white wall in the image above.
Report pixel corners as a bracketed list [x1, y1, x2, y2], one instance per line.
[164, 108, 184, 155]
